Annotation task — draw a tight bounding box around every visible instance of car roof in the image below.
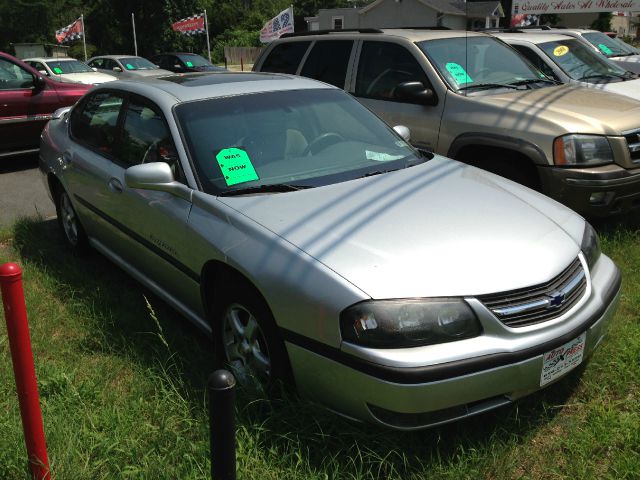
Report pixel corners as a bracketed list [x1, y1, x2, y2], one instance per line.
[276, 28, 490, 43]
[89, 55, 145, 60]
[24, 57, 78, 62]
[492, 32, 576, 44]
[95, 72, 335, 105]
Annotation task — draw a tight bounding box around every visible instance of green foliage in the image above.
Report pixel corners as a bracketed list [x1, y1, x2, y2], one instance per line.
[591, 12, 613, 32]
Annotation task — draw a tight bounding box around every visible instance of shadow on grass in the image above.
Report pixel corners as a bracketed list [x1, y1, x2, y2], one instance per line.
[10, 217, 594, 477]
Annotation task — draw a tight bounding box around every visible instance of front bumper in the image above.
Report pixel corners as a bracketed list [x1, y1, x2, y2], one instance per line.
[285, 256, 621, 430]
[538, 163, 640, 217]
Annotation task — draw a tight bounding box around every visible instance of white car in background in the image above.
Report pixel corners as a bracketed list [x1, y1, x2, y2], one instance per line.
[494, 33, 640, 101]
[24, 57, 116, 85]
[518, 27, 640, 73]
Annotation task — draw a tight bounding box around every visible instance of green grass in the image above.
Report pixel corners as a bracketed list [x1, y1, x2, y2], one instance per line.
[0, 216, 638, 479]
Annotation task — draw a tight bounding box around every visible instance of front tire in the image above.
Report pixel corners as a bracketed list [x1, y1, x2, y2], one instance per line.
[55, 187, 89, 254]
[213, 282, 291, 393]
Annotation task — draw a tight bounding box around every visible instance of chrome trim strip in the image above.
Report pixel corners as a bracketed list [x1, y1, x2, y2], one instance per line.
[0, 114, 53, 125]
[492, 269, 585, 317]
[0, 148, 40, 158]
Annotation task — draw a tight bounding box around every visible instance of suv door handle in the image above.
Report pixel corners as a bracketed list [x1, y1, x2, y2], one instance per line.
[108, 178, 123, 193]
[62, 151, 72, 165]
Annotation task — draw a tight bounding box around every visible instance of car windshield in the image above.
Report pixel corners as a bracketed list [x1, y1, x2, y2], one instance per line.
[609, 36, 640, 55]
[175, 89, 425, 195]
[538, 39, 630, 82]
[46, 59, 93, 74]
[119, 57, 157, 70]
[177, 54, 210, 67]
[582, 31, 633, 57]
[417, 36, 545, 93]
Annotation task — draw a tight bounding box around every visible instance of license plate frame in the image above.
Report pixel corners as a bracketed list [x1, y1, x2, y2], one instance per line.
[540, 332, 586, 387]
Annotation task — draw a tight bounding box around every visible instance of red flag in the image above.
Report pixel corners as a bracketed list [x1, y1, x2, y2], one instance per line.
[56, 18, 83, 44]
[172, 13, 205, 35]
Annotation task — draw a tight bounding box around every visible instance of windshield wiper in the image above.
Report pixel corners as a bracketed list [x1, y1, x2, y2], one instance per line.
[509, 78, 559, 86]
[219, 183, 311, 196]
[457, 83, 520, 92]
[580, 73, 620, 81]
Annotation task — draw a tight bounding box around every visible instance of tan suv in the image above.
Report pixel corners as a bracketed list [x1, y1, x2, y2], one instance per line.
[254, 29, 640, 217]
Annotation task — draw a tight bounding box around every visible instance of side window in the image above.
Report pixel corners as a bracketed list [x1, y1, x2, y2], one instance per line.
[69, 91, 124, 154]
[106, 59, 118, 71]
[300, 40, 354, 88]
[120, 97, 184, 182]
[355, 42, 430, 101]
[0, 58, 34, 89]
[260, 42, 311, 74]
[89, 58, 103, 69]
[512, 45, 558, 79]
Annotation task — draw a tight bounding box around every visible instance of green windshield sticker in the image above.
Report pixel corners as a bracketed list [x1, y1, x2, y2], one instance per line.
[598, 43, 613, 55]
[53, 67, 63, 74]
[185, 61, 194, 67]
[126, 63, 134, 70]
[445, 62, 473, 85]
[216, 148, 259, 186]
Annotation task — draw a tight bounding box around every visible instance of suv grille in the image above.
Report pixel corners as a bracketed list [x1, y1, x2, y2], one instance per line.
[623, 129, 640, 163]
[478, 258, 586, 328]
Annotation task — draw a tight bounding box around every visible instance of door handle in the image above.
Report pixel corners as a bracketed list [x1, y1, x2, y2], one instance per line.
[61, 151, 72, 165]
[108, 178, 124, 193]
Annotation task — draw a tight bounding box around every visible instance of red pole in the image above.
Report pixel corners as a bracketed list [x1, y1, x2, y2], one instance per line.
[0, 263, 51, 480]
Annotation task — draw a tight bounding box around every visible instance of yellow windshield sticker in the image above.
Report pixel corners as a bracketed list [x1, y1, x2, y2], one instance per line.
[553, 45, 569, 57]
[598, 43, 613, 55]
[216, 148, 259, 186]
[445, 62, 473, 85]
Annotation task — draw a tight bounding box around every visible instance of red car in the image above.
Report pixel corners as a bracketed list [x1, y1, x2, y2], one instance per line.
[0, 52, 91, 158]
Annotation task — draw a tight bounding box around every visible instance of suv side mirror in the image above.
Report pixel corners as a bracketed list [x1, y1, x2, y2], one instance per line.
[125, 162, 191, 201]
[113, 66, 123, 72]
[394, 81, 437, 106]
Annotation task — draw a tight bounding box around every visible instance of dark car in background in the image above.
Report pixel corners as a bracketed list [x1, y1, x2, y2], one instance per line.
[0, 52, 91, 158]
[151, 52, 226, 73]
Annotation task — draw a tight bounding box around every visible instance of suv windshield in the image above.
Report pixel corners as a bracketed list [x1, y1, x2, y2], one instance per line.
[177, 54, 210, 67]
[582, 32, 634, 57]
[417, 36, 544, 93]
[175, 89, 424, 195]
[46, 59, 93, 74]
[119, 57, 157, 70]
[538, 39, 630, 82]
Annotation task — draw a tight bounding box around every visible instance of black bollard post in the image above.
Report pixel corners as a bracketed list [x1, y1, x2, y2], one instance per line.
[208, 370, 237, 480]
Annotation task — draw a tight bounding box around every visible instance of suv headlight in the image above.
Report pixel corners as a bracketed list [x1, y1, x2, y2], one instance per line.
[581, 222, 601, 269]
[340, 299, 481, 348]
[553, 135, 614, 166]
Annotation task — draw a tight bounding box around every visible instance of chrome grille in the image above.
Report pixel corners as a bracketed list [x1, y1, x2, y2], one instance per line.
[623, 129, 640, 163]
[478, 258, 587, 328]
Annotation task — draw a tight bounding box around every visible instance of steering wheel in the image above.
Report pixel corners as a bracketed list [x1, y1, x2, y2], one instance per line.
[301, 133, 345, 156]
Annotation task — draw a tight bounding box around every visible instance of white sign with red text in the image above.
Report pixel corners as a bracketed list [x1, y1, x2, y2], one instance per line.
[513, 0, 640, 15]
[540, 332, 586, 387]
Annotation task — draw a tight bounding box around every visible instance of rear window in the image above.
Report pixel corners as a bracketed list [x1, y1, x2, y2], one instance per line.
[261, 42, 310, 74]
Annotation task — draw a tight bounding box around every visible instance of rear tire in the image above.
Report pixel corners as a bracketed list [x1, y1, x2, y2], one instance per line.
[55, 187, 89, 254]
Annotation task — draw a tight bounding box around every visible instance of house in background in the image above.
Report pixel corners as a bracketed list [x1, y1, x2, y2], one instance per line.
[304, 0, 504, 32]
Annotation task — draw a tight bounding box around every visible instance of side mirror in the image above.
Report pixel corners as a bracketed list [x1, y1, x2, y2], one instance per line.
[33, 75, 46, 91]
[173, 64, 181, 69]
[393, 125, 411, 142]
[52, 106, 72, 120]
[394, 81, 437, 106]
[92, 67, 97, 72]
[38, 69, 48, 75]
[113, 66, 122, 72]
[125, 162, 191, 201]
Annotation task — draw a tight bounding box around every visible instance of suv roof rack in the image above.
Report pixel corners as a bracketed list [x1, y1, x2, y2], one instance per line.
[280, 28, 383, 38]
[475, 25, 558, 33]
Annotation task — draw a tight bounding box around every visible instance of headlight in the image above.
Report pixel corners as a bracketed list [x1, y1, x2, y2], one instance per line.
[340, 299, 481, 348]
[553, 135, 614, 166]
[581, 222, 601, 269]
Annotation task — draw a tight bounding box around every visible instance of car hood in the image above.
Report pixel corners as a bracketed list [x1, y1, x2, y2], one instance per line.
[471, 84, 640, 134]
[218, 157, 584, 299]
[125, 69, 173, 77]
[53, 72, 116, 84]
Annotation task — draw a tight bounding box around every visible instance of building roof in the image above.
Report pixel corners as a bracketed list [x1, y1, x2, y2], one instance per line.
[359, 0, 504, 18]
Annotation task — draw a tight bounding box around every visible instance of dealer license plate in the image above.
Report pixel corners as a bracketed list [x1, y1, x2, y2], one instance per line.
[540, 332, 586, 387]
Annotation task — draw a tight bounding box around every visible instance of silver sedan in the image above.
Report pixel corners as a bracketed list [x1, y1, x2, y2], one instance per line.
[39, 72, 621, 430]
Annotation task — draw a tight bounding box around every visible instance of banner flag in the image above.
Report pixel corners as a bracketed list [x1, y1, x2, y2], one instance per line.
[172, 13, 206, 35]
[56, 17, 83, 44]
[260, 7, 294, 43]
[512, 0, 640, 16]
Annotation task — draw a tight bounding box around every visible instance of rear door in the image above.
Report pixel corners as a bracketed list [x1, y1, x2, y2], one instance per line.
[298, 40, 356, 89]
[0, 56, 60, 155]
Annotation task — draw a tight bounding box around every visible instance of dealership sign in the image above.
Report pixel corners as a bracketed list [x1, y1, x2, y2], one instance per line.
[512, 0, 640, 14]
